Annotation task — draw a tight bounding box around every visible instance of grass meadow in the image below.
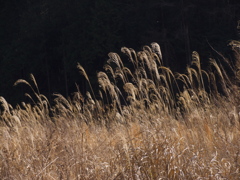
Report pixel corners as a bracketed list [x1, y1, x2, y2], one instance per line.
[1, 41, 240, 179]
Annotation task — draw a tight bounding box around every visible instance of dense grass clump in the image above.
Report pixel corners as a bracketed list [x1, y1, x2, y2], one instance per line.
[0, 41, 240, 179]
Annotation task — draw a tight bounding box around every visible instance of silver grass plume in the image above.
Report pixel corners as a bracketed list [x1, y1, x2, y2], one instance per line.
[129, 48, 138, 65]
[107, 52, 124, 68]
[151, 42, 162, 61]
[77, 63, 89, 82]
[123, 83, 137, 102]
[228, 40, 240, 48]
[121, 47, 133, 63]
[0, 96, 10, 114]
[97, 72, 111, 92]
[138, 51, 150, 69]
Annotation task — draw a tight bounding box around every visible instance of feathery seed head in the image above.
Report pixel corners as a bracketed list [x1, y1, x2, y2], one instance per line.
[107, 52, 123, 68]
[151, 42, 162, 60]
[121, 47, 131, 57]
[77, 63, 89, 82]
[192, 51, 200, 61]
[0, 96, 10, 114]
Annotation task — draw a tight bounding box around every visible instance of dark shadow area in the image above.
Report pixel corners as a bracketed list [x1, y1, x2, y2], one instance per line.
[0, 0, 239, 105]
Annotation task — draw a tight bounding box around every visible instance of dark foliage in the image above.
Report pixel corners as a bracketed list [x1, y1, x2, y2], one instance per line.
[0, 0, 239, 105]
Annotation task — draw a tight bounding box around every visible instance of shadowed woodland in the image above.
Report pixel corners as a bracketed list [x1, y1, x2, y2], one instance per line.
[0, 0, 240, 104]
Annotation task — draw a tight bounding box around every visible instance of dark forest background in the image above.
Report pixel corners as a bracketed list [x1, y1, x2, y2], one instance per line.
[0, 0, 240, 105]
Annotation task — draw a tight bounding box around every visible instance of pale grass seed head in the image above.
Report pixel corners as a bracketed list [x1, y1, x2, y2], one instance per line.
[121, 46, 135, 66]
[151, 42, 162, 61]
[77, 63, 89, 82]
[123, 82, 138, 102]
[0, 96, 10, 115]
[107, 52, 124, 68]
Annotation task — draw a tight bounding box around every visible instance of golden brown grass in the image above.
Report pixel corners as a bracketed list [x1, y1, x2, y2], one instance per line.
[0, 41, 240, 179]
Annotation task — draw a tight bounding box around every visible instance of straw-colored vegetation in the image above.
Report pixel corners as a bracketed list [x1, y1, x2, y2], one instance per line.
[1, 41, 240, 179]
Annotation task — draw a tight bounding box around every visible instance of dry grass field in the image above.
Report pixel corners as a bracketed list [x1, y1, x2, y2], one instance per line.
[1, 41, 240, 179]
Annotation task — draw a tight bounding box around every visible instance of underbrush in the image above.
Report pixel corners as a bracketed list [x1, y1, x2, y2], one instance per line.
[0, 41, 240, 179]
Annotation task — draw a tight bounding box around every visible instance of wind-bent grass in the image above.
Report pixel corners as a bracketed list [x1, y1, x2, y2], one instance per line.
[0, 41, 240, 179]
